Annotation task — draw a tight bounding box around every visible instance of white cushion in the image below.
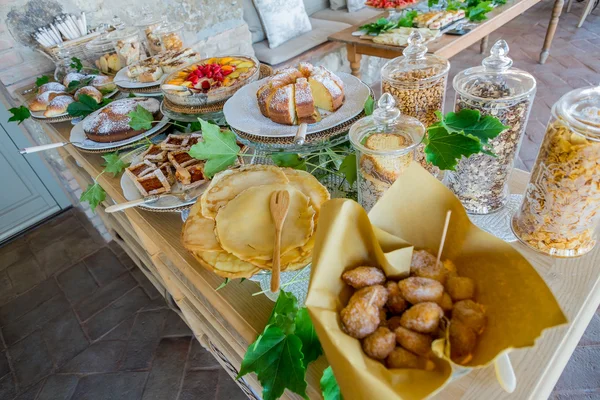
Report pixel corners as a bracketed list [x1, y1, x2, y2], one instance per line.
[242, 0, 266, 43]
[330, 0, 347, 10]
[311, 7, 382, 24]
[253, 18, 351, 65]
[347, 0, 366, 12]
[303, 0, 330, 15]
[254, 0, 313, 49]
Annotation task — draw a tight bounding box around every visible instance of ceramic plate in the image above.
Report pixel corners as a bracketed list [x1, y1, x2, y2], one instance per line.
[30, 89, 119, 120]
[115, 60, 167, 89]
[223, 72, 370, 138]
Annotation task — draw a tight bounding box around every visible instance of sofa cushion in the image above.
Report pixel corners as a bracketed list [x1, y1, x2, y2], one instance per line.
[242, 0, 266, 43]
[303, 0, 330, 15]
[311, 7, 381, 25]
[254, 0, 313, 49]
[330, 0, 347, 10]
[347, 0, 366, 12]
[253, 18, 351, 65]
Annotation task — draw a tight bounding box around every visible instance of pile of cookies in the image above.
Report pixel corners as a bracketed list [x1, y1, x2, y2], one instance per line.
[340, 249, 486, 369]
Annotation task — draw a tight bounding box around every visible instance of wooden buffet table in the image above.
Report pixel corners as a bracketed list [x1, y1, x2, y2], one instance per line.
[20, 94, 600, 399]
[329, 0, 565, 76]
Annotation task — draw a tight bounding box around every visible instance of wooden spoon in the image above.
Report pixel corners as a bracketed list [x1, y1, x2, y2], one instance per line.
[269, 190, 290, 293]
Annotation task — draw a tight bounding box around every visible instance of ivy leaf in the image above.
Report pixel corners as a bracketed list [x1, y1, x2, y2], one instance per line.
[424, 125, 483, 171]
[102, 152, 128, 177]
[128, 105, 154, 131]
[237, 325, 307, 400]
[70, 57, 83, 72]
[100, 97, 113, 107]
[321, 366, 343, 400]
[67, 76, 94, 92]
[397, 10, 418, 27]
[339, 153, 357, 187]
[466, 1, 494, 21]
[188, 118, 240, 178]
[67, 94, 102, 117]
[80, 182, 106, 212]
[271, 153, 307, 170]
[268, 290, 298, 335]
[294, 308, 322, 368]
[440, 109, 508, 144]
[35, 75, 50, 87]
[364, 96, 374, 116]
[128, 92, 137, 98]
[8, 106, 30, 124]
[216, 278, 230, 291]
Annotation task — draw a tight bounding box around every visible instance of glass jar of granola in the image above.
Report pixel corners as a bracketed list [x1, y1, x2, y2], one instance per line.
[512, 86, 600, 257]
[349, 93, 425, 211]
[447, 40, 536, 214]
[381, 30, 450, 179]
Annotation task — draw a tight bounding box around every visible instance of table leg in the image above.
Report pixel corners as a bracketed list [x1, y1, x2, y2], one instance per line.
[480, 35, 489, 54]
[577, 0, 595, 27]
[539, 0, 565, 64]
[347, 44, 362, 79]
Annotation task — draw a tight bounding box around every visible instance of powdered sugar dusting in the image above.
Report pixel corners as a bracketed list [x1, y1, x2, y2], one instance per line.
[83, 98, 160, 135]
[39, 82, 66, 93]
[49, 95, 74, 108]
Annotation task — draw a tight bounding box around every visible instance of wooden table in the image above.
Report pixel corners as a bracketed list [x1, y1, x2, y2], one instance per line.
[19, 98, 600, 399]
[329, 0, 565, 76]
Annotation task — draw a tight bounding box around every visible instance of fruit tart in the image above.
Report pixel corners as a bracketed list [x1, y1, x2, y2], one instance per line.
[161, 55, 259, 106]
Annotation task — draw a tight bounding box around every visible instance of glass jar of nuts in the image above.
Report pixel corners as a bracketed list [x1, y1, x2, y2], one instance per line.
[349, 93, 425, 211]
[512, 86, 600, 257]
[447, 40, 536, 214]
[381, 30, 449, 179]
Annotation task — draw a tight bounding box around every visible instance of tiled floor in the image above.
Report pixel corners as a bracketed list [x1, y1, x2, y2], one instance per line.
[0, 208, 246, 400]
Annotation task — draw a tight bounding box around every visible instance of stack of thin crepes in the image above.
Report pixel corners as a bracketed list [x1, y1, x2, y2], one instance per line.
[181, 164, 330, 278]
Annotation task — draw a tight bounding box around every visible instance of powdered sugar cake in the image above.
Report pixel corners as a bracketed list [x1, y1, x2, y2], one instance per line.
[83, 98, 160, 143]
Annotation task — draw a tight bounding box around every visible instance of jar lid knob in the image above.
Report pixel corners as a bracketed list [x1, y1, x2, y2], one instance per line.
[482, 40, 513, 72]
[403, 31, 427, 60]
[373, 93, 401, 124]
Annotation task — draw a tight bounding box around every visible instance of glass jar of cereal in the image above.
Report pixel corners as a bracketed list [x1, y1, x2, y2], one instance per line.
[381, 30, 449, 178]
[349, 93, 425, 211]
[512, 86, 600, 257]
[447, 40, 536, 214]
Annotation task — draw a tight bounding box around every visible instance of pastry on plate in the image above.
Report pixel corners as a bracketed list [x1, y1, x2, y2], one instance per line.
[63, 72, 87, 87]
[92, 75, 116, 92]
[37, 82, 66, 94]
[74, 86, 103, 103]
[82, 97, 160, 143]
[29, 91, 65, 111]
[44, 95, 75, 117]
[138, 67, 164, 83]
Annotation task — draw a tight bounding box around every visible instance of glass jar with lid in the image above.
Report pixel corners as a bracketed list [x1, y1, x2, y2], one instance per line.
[381, 30, 450, 178]
[106, 27, 145, 66]
[349, 93, 425, 211]
[135, 8, 163, 56]
[512, 86, 600, 257]
[85, 33, 122, 75]
[53, 43, 90, 82]
[155, 22, 184, 52]
[447, 40, 536, 214]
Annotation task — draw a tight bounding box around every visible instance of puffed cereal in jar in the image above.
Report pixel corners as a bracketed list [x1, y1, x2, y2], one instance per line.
[512, 86, 600, 257]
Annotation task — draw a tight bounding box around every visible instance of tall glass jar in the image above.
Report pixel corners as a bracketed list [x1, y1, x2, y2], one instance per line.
[135, 9, 163, 56]
[106, 27, 145, 66]
[349, 93, 425, 211]
[155, 22, 184, 52]
[447, 40, 536, 214]
[512, 86, 600, 257]
[85, 33, 122, 75]
[381, 30, 449, 178]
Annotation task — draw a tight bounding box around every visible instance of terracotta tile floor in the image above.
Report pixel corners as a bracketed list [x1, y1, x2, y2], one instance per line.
[0, 208, 247, 400]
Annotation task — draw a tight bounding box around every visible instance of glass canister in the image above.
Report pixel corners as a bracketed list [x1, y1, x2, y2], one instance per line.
[381, 30, 450, 178]
[447, 40, 536, 214]
[349, 93, 425, 211]
[135, 9, 163, 56]
[85, 33, 122, 75]
[106, 27, 144, 66]
[155, 22, 184, 52]
[512, 86, 600, 257]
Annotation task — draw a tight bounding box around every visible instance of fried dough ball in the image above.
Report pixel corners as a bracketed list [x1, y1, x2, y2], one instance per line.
[387, 316, 403, 331]
[353, 285, 388, 308]
[340, 298, 380, 339]
[385, 281, 408, 314]
[379, 309, 388, 327]
[410, 250, 448, 284]
[399, 302, 444, 334]
[437, 292, 453, 312]
[394, 326, 433, 357]
[453, 300, 486, 334]
[398, 277, 444, 304]
[362, 327, 396, 360]
[386, 347, 435, 370]
[342, 266, 386, 289]
[449, 319, 477, 364]
[446, 276, 475, 301]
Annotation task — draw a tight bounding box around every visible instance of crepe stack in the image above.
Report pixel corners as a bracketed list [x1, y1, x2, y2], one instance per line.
[182, 164, 330, 278]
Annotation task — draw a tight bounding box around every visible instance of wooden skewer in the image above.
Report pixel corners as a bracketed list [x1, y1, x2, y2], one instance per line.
[269, 190, 290, 293]
[436, 210, 452, 268]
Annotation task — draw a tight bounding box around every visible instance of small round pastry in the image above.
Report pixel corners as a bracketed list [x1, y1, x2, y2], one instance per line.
[29, 91, 65, 112]
[75, 86, 103, 103]
[63, 72, 87, 87]
[37, 82, 66, 95]
[43, 95, 75, 117]
[92, 75, 116, 92]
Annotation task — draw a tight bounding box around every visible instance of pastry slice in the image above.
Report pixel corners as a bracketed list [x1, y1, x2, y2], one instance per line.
[131, 169, 171, 196]
[142, 144, 168, 163]
[158, 162, 176, 185]
[168, 150, 199, 169]
[138, 66, 163, 83]
[176, 162, 206, 190]
[125, 160, 157, 179]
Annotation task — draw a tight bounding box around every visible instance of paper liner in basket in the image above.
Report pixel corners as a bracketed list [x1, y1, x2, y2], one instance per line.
[305, 161, 567, 400]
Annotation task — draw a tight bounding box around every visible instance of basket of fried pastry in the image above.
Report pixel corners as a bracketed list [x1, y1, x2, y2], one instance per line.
[181, 164, 330, 279]
[305, 162, 568, 400]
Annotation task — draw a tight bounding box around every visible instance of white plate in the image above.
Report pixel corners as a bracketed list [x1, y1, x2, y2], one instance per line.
[30, 89, 119, 120]
[115, 60, 167, 89]
[70, 111, 169, 151]
[223, 72, 370, 138]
